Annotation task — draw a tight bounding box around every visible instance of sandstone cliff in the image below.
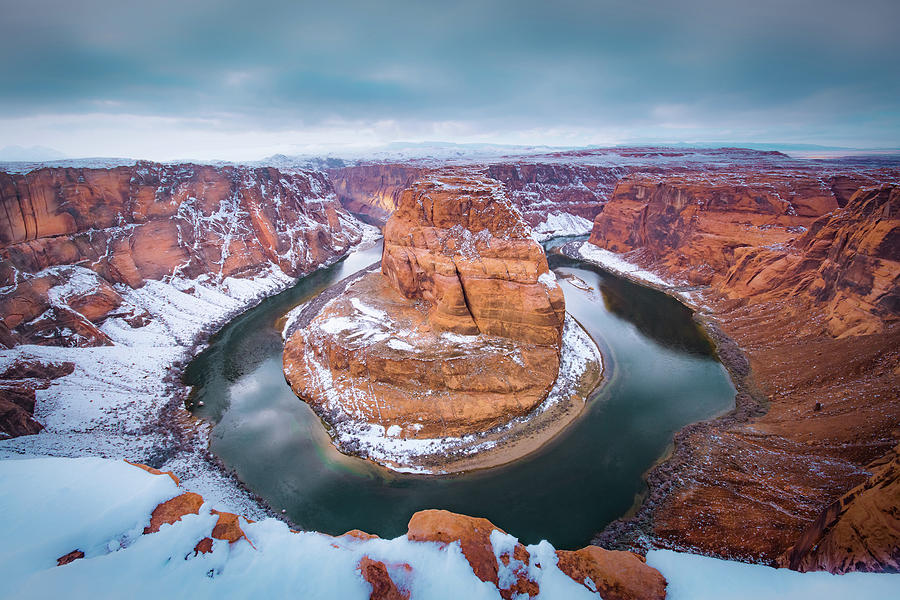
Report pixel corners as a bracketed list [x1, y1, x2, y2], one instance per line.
[0, 163, 367, 350]
[283, 172, 583, 470]
[777, 443, 900, 573]
[329, 164, 423, 225]
[588, 173, 900, 567]
[381, 173, 565, 345]
[721, 184, 899, 337]
[483, 162, 627, 227]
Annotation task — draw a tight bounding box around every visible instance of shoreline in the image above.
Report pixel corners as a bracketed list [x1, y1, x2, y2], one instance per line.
[557, 240, 770, 554]
[0, 232, 381, 531]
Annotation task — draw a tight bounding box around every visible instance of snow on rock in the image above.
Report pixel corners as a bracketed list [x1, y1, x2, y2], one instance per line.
[577, 241, 670, 287]
[532, 212, 594, 242]
[0, 457, 180, 579]
[0, 457, 562, 599]
[322, 314, 601, 473]
[6, 456, 893, 599]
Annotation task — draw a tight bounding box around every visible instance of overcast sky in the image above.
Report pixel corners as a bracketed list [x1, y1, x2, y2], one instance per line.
[1, 0, 898, 160]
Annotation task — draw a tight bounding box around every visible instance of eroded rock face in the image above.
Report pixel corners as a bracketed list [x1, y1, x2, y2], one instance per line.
[777, 443, 900, 574]
[0, 163, 367, 348]
[589, 173, 900, 565]
[284, 173, 566, 451]
[722, 185, 900, 337]
[381, 173, 565, 345]
[0, 359, 74, 439]
[329, 164, 423, 225]
[588, 172, 839, 285]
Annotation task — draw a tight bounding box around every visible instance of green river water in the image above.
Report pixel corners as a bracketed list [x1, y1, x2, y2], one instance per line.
[184, 238, 735, 549]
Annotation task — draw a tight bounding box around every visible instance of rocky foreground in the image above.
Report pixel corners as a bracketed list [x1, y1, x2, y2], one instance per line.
[284, 171, 601, 472]
[5, 456, 895, 600]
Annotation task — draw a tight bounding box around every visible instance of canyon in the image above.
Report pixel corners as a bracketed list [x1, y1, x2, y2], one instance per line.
[581, 169, 899, 569]
[1, 148, 898, 596]
[324, 148, 899, 570]
[0, 162, 370, 440]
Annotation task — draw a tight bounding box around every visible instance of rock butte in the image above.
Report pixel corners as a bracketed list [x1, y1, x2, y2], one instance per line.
[284, 172, 569, 447]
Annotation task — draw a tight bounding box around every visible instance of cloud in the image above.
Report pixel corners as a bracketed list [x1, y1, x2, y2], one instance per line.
[0, 0, 897, 158]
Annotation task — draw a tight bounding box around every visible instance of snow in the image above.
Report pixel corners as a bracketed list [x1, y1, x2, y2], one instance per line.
[386, 338, 415, 351]
[281, 301, 308, 340]
[0, 456, 590, 599]
[0, 222, 379, 520]
[0, 457, 179, 579]
[646, 549, 900, 600]
[532, 213, 594, 242]
[576, 242, 670, 286]
[1, 457, 897, 599]
[538, 271, 557, 288]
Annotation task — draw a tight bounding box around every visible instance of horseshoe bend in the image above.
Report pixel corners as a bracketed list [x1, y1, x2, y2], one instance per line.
[282, 172, 602, 472]
[1, 146, 899, 598]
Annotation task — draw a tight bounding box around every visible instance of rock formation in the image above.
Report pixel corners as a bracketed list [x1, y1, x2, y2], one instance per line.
[0, 162, 368, 348]
[328, 147, 871, 234]
[92, 462, 669, 600]
[721, 184, 899, 337]
[380, 173, 565, 345]
[0, 359, 74, 438]
[283, 172, 586, 469]
[407, 510, 667, 600]
[777, 443, 900, 573]
[588, 173, 900, 566]
[329, 164, 423, 225]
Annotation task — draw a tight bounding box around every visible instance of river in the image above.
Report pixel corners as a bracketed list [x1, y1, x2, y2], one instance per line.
[184, 238, 735, 549]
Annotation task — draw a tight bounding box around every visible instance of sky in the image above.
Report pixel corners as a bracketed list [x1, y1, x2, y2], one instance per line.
[1, 0, 898, 161]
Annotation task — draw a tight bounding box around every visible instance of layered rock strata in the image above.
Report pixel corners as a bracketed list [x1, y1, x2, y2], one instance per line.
[588, 176, 900, 567]
[329, 164, 423, 225]
[284, 173, 598, 471]
[0, 163, 368, 348]
[328, 148, 894, 236]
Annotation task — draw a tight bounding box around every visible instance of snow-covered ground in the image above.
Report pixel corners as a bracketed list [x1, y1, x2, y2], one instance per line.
[0, 224, 380, 519]
[532, 212, 594, 242]
[1, 456, 896, 600]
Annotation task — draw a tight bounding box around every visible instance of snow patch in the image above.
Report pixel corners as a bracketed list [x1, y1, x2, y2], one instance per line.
[646, 549, 900, 600]
[532, 212, 594, 242]
[577, 242, 670, 286]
